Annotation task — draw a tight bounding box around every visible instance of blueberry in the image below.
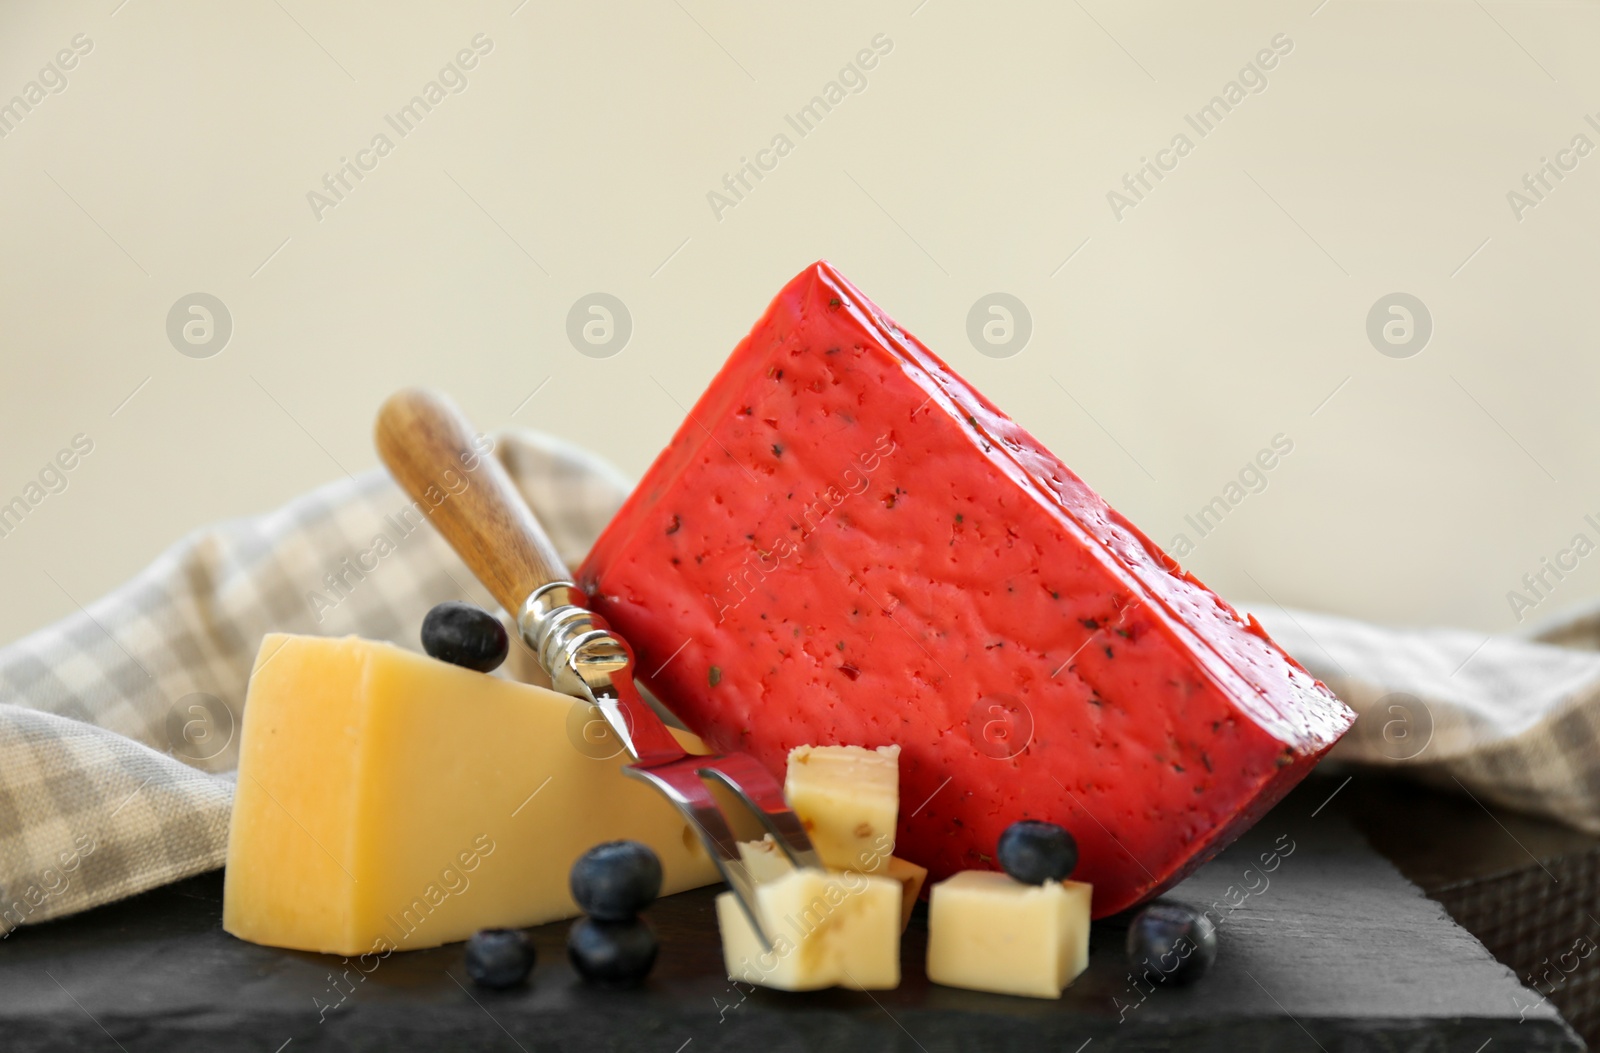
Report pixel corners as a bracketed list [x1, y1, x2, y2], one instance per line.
[464, 928, 535, 989]
[421, 601, 509, 672]
[570, 840, 663, 921]
[567, 917, 658, 987]
[1126, 900, 1217, 986]
[996, 820, 1079, 884]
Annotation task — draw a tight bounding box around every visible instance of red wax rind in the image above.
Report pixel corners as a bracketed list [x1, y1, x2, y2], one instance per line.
[578, 261, 1355, 917]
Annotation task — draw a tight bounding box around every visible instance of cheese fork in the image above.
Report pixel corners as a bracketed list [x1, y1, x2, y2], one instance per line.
[375, 387, 820, 949]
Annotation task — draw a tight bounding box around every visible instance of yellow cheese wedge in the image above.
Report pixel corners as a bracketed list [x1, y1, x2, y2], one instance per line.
[717, 867, 901, 991]
[926, 871, 1092, 999]
[784, 744, 899, 873]
[223, 633, 719, 955]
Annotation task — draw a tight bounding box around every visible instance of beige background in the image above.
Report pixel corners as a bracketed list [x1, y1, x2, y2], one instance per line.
[0, 0, 1596, 647]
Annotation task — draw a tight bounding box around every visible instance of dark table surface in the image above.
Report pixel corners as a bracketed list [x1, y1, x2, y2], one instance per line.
[0, 777, 1582, 1053]
[1344, 771, 1600, 1048]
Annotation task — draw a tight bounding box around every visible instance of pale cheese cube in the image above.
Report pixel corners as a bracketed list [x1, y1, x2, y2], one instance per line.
[735, 837, 926, 933]
[926, 871, 1092, 999]
[717, 867, 901, 991]
[884, 856, 927, 931]
[784, 744, 900, 873]
[736, 836, 796, 884]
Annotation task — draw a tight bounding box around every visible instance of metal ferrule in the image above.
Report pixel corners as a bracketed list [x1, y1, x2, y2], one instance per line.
[516, 581, 634, 702]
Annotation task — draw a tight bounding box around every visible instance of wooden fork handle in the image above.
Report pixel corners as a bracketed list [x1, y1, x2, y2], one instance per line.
[375, 387, 571, 616]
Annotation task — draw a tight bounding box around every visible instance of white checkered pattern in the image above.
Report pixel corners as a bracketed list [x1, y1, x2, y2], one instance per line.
[0, 430, 629, 931]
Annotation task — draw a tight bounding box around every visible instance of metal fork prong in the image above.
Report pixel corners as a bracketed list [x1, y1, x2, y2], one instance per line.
[624, 763, 777, 952]
[699, 761, 825, 872]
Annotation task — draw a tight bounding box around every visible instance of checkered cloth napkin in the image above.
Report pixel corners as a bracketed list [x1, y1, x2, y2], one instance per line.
[0, 431, 629, 933]
[5, 429, 1600, 930]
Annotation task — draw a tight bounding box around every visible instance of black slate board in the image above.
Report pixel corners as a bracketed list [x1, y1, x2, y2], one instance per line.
[0, 779, 1581, 1052]
[1345, 772, 1600, 1047]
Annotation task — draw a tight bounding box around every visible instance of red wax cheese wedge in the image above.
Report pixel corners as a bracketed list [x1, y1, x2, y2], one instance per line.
[578, 261, 1355, 917]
